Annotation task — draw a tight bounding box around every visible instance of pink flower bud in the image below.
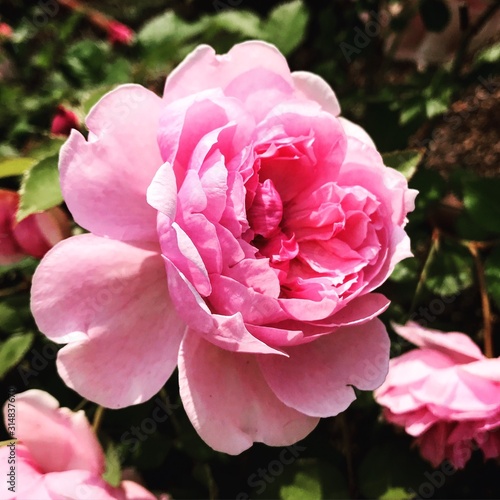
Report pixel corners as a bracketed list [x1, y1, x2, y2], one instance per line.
[50, 105, 80, 137]
[0, 23, 12, 40]
[107, 20, 134, 45]
[0, 189, 71, 265]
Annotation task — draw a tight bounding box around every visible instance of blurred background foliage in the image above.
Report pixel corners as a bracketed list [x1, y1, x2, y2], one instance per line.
[0, 0, 500, 498]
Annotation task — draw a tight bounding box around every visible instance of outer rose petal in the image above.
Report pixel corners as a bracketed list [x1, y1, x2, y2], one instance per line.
[291, 71, 341, 116]
[59, 85, 163, 241]
[393, 322, 484, 364]
[259, 319, 390, 417]
[338, 116, 376, 148]
[31, 234, 186, 408]
[6, 390, 104, 475]
[178, 332, 319, 454]
[163, 41, 292, 103]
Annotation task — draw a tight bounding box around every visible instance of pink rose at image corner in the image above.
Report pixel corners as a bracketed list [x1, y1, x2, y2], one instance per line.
[50, 105, 80, 137]
[0, 390, 155, 500]
[31, 41, 417, 454]
[0, 189, 71, 266]
[374, 322, 500, 469]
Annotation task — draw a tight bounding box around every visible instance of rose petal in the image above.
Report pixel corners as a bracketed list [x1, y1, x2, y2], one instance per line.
[259, 318, 390, 417]
[59, 85, 163, 241]
[178, 332, 318, 454]
[31, 234, 186, 408]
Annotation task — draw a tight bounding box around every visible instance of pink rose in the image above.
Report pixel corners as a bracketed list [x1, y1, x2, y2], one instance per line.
[50, 105, 80, 137]
[0, 390, 155, 499]
[31, 41, 416, 454]
[385, 0, 500, 67]
[0, 189, 71, 265]
[374, 322, 500, 469]
[107, 21, 134, 46]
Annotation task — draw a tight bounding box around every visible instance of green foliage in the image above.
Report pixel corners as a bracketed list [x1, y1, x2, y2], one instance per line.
[0, 333, 34, 379]
[17, 155, 62, 221]
[279, 459, 349, 500]
[261, 1, 309, 55]
[1, 1, 500, 498]
[426, 240, 474, 296]
[0, 158, 36, 179]
[382, 149, 424, 180]
[102, 441, 122, 488]
[462, 177, 500, 235]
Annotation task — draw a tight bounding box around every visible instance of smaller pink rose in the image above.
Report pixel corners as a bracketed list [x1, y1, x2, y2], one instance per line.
[375, 322, 500, 469]
[0, 189, 71, 265]
[0, 390, 155, 499]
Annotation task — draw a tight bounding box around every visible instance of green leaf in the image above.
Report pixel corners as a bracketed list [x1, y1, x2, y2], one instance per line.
[102, 442, 122, 488]
[462, 177, 500, 234]
[262, 1, 309, 55]
[28, 138, 66, 160]
[475, 42, 500, 66]
[426, 240, 474, 296]
[425, 97, 449, 119]
[281, 471, 321, 500]
[138, 10, 207, 66]
[382, 149, 424, 180]
[380, 486, 414, 500]
[17, 155, 62, 221]
[0, 157, 36, 179]
[0, 333, 34, 379]
[209, 10, 262, 38]
[279, 459, 348, 500]
[485, 246, 500, 311]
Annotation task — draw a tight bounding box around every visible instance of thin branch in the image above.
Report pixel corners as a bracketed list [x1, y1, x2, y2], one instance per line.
[468, 242, 494, 358]
[451, 0, 500, 78]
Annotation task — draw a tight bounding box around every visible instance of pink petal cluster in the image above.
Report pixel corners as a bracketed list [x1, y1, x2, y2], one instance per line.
[31, 41, 416, 454]
[385, 0, 500, 67]
[375, 322, 500, 469]
[50, 105, 80, 137]
[107, 21, 134, 46]
[0, 189, 71, 265]
[0, 390, 154, 499]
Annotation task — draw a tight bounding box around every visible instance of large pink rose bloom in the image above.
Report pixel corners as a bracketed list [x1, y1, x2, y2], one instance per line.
[375, 322, 500, 469]
[0, 390, 154, 499]
[31, 41, 416, 454]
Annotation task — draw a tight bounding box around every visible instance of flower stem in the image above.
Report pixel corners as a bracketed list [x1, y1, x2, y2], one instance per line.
[468, 242, 494, 358]
[92, 405, 105, 433]
[408, 228, 440, 318]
